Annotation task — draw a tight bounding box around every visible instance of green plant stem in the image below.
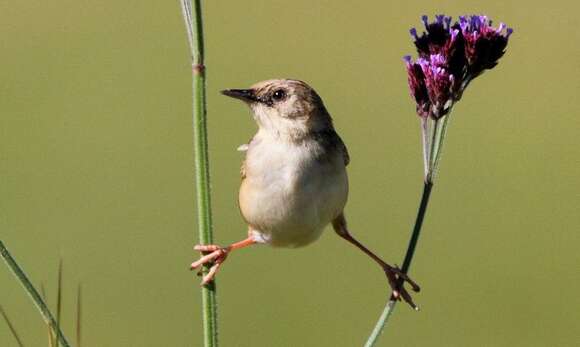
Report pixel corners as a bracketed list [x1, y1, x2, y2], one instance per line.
[179, 1, 218, 346]
[400, 181, 433, 273]
[0, 240, 71, 347]
[364, 181, 433, 347]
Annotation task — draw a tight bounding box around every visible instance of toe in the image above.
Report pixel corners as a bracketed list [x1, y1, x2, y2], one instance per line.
[195, 244, 220, 252]
[398, 288, 419, 310]
[400, 274, 421, 292]
[200, 257, 225, 285]
[190, 250, 221, 269]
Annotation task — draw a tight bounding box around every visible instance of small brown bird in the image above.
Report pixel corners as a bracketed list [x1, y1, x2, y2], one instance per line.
[191, 79, 419, 306]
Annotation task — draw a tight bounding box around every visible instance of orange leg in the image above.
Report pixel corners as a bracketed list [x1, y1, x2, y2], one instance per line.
[190, 236, 256, 285]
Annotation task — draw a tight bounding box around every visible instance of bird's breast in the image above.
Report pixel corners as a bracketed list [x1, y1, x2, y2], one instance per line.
[239, 136, 348, 248]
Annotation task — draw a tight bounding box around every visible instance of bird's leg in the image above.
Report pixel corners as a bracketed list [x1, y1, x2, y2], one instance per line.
[190, 236, 256, 285]
[332, 214, 420, 309]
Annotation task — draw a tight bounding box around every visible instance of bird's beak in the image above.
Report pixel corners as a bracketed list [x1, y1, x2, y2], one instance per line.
[221, 89, 258, 103]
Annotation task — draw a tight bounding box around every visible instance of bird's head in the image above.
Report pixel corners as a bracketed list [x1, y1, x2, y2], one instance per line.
[222, 79, 333, 139]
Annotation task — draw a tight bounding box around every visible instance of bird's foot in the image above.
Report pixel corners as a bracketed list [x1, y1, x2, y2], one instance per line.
[383, 264, 421, 310]
[190, 244, 230, 285]
[189, 237, 256, 285]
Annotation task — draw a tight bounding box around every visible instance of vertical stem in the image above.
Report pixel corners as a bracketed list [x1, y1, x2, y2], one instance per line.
[364, 181, 434, 347]
[0, 240, 71, 347]
[179, 1, 218, 346]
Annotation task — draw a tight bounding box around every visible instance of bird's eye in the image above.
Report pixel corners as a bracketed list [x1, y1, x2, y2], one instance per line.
[272, 89, 286, 102]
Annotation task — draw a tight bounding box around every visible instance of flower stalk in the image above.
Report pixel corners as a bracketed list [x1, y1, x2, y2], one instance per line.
[179, 1, 218, 346]
[365, 15, 513, 346]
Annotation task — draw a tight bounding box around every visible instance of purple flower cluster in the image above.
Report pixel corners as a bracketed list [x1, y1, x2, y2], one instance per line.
[404, 15, 513, 119]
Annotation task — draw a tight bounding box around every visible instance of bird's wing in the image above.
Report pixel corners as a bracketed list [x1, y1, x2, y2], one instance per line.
[314, 129, 350, 167]
[336, 134, 350, 166]
[239, 136, 255, 180]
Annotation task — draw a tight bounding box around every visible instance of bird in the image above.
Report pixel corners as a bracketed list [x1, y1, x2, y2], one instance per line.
[190, 79, 419, 307]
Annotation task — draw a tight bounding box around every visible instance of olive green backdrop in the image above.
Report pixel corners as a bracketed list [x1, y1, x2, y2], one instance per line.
[1, 0, 579, 346]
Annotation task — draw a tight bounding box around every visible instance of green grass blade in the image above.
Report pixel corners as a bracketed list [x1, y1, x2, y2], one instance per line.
[0, 305, 25, 347]
[0, 240, 72, 347]
[40, 283, 56, 347]
[76, 284, 82, 347]
[56, 260, 63, 347]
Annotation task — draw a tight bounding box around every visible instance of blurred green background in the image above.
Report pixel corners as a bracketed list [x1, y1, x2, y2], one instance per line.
[1, 0, 579, 346]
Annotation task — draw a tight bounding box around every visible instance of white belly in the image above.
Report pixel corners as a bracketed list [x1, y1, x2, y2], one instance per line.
[239, 135, 348, 248]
